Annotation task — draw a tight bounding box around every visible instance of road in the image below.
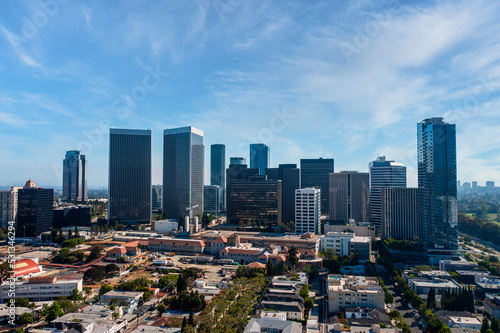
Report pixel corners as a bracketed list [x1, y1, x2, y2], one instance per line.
[376, 265, 422, 333]
[311, 271, 328, 323]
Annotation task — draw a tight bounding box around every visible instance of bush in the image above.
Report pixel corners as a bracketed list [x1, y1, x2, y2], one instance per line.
[61, 238, 84, 249]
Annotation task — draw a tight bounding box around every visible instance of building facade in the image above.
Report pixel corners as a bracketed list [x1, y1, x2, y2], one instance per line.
[62, 150, 88, 202]
[204, 185, 224, 215]
[250, 143, 270, 175]
[109, 129, 152, 224]
[295, 188, 321, 235]
[152, 185, 163, 212]
[211, 144, 226, 188]
[226, 160, 259, 222]
[369, 156, 406, 230]
[0, 277, 82, 302]
[17, 180, 54, 237]
[227, 175, 282, 227]
[327, 275, 384, 313]
[53, 206, 91, 227]
[300, 158, 334, 216]
[266, 164, 300, 225]
[417, 118, 458, 250]
[380, 187, 420, 240]
[163, 126, 204, 219]
[329, 171, 370, 223]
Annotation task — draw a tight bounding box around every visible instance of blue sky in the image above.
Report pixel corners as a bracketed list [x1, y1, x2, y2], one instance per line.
[1, 0, 500, 188]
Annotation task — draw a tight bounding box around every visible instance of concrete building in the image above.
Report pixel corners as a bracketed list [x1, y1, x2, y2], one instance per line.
[16, 179, 54, 237]
[439, 258, 479, 271]
[301, 158, 334, 216]
[163, 126, 204, 219]
[100, 290, 143, 314]
[380, 187, 420, 240]
[0, 277, 82, 302]
[369, 156, 406, 230]
[244, 318, 302, 333]
[320, 232, 371, 262]
[151, 219, 179, 233]
[327, 275, 385, 313]
[108, 128, 152, 224]
[295, 188, 321, 235]
[329, 171, 370, 223]
[324, 224, 376, 241]
[62, 150, 87, 202]
[148, 238, 205, 254]
[220, 246, 264, 264]
[403, 270, 461, 295]
[204, 185, 224, 215]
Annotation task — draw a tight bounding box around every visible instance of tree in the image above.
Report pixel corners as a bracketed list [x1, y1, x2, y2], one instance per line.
[482, 318, 491, 333]
[68, 229, 73, 239]
[287, 246, 299, 267]
[14, 298, 31, 308]
[112, 312, 120, 320]
[202, 212, 210, 228]
[157, 303, 166, 314]
[18, 313, 33, 327]
[266, 259, 275, 276]
[300, 284, 310, 299]
[75, 226, 80, 238]
[105, 264, 120, 276]
[43, 302, 64, 321]
[491, 317, 500, 333]
[99, 284, 115, 296]
[181, 317, 187, 333]
[177, 274, 188, 293]
[188, 310, 194, 326]
[69, 288, 82, 301]
[84, 267, 107, 281]
[86, 244, 104, 262]
[427, 287, 436, 309]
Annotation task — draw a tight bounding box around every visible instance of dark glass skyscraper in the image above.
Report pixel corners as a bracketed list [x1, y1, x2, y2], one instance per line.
[108, 129, 152, 224]
[329, 171, 370, 223]
[266, 164, 300, 224]
[300, 158, 334, 215]
[163, 126, 204, 219]
[369, 156, 406, 230]
[250, 143, 270, 175]
[62, 150, 87, 202]
[418, 117, 458, 250]
[17, 180, 53, 237]
[210, 144, 225, 188]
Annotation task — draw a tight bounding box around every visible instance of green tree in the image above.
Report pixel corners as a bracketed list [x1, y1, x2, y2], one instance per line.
[44, 302, 64, 321]
[300, 284, 310, 299]
[482, 318, 491, 333]
[188, 310, 194, 326]
[86, 244, 104, 262]
[157, 303, 166, 314]
[18, 312, 33, 327]
[177, 273, 188, 293]
[99, 284, 115, 296]
[75, 226, 80, 238]
[287, 246, 299, 267]
[84, 267, 107, 281]
[112, 312, 119, 320]
[68, 229, 73, 239]
[69, 288, 82, 301]
[181, 317, 187, 333]
[202, 212, 210, 228]
[105, 263, 120, 276]
[14, 298, 31, 308]
[266, 259, 274, 276]
[491, 317, 500, 333]
[427, 287, 436, 309]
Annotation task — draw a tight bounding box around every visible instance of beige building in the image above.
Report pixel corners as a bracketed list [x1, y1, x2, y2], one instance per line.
[1, 277, 82, 302]
[327, 275, 384, 313]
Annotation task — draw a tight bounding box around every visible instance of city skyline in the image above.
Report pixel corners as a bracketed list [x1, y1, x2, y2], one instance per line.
[1, 1, 500, 188]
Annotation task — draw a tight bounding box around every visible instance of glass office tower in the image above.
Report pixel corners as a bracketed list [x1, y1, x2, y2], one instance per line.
[250, 143, 270, 175]
[163, 126, 204, 219]
[418, 118, 458, 250]
[108, 129, 152, 224]
[211, 144, 226, 188]
[300, 158, 334, 216]
[62, 150, 88, 202]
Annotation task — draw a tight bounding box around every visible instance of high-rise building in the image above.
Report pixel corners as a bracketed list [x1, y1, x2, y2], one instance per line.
[227, 175, 282, 226]
[226, 158, 259, 220]
[163, 126, 204, 219]
[369, 156, 406, 230]
[62, 150, 87, 202]
[295, 188, 321, 235]
[329, 171, 370, 223]
[210, 144, 226, 188]
[418, 117, 458, 251]
[472, 181, 478, 188]
[108, 129, 152, 224]
[266, 164, 300, 224]
[250, 143, 270, 175]
[17, 180, 54, 237]
[380, 188, 420, 240]
[0, 191, 10, 228]
[204, 185, 224, 215]
[152, 185, 163, 212]
[486, 181, 495, 187]
[300, 158, 334, 215]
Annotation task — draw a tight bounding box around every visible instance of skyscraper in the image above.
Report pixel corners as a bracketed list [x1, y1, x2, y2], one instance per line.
[250, 143, 270, 175]
[17, 179, 53, 237]
[163, 126, 204, 219]
[108, 129, 152, 224]
[266, 164, 300, 224]
[329, 171, 370, 223]
[418, 117, 458, 251]
[62, 150, 88, 202]
[369, 156, 406, 230]
[380, 187, 420, 240]
[210, 144, 226, 188]
[226, 158, 259, 220]
[204, 185, 224, 215]
[300, 158, 334, 215]
[152, 185, 163, 212]
[295, 188, 321, 235]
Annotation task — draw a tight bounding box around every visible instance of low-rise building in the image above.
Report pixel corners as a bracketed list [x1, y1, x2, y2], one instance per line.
[456, 270, 492, 284]
[219, 246, 264, 264]
[244, 318, 302, 333]
[148, 238, 205, 254]
[99, 290, 143, 314]
[327, 275, 385, 313]
[484, 295, 500, 320]
[11, 258, 43, 278]
[320, 232, 371, 261]
[46, 312, 128, 333]
[0, 277, 82, 302]
[439, 258, 479, 271]
[152, 219, 179, 233]
[434, 311, 482, 330]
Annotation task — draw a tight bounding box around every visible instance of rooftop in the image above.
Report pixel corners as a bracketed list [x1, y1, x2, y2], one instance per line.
[328, 275, 383, 293]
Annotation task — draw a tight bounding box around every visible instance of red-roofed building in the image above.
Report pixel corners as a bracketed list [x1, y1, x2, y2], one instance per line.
[209, 236, 228, 255]
[12, 259, 42, 278]
[220, 247, 263, 264]
[298, 248, 318, 260]
[107, 246, 126, 258]
[247, 262, 266, 269]
[148, 238, 205, 254]
[258, 253, 287, 264]
[123, 241, 142, 256]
